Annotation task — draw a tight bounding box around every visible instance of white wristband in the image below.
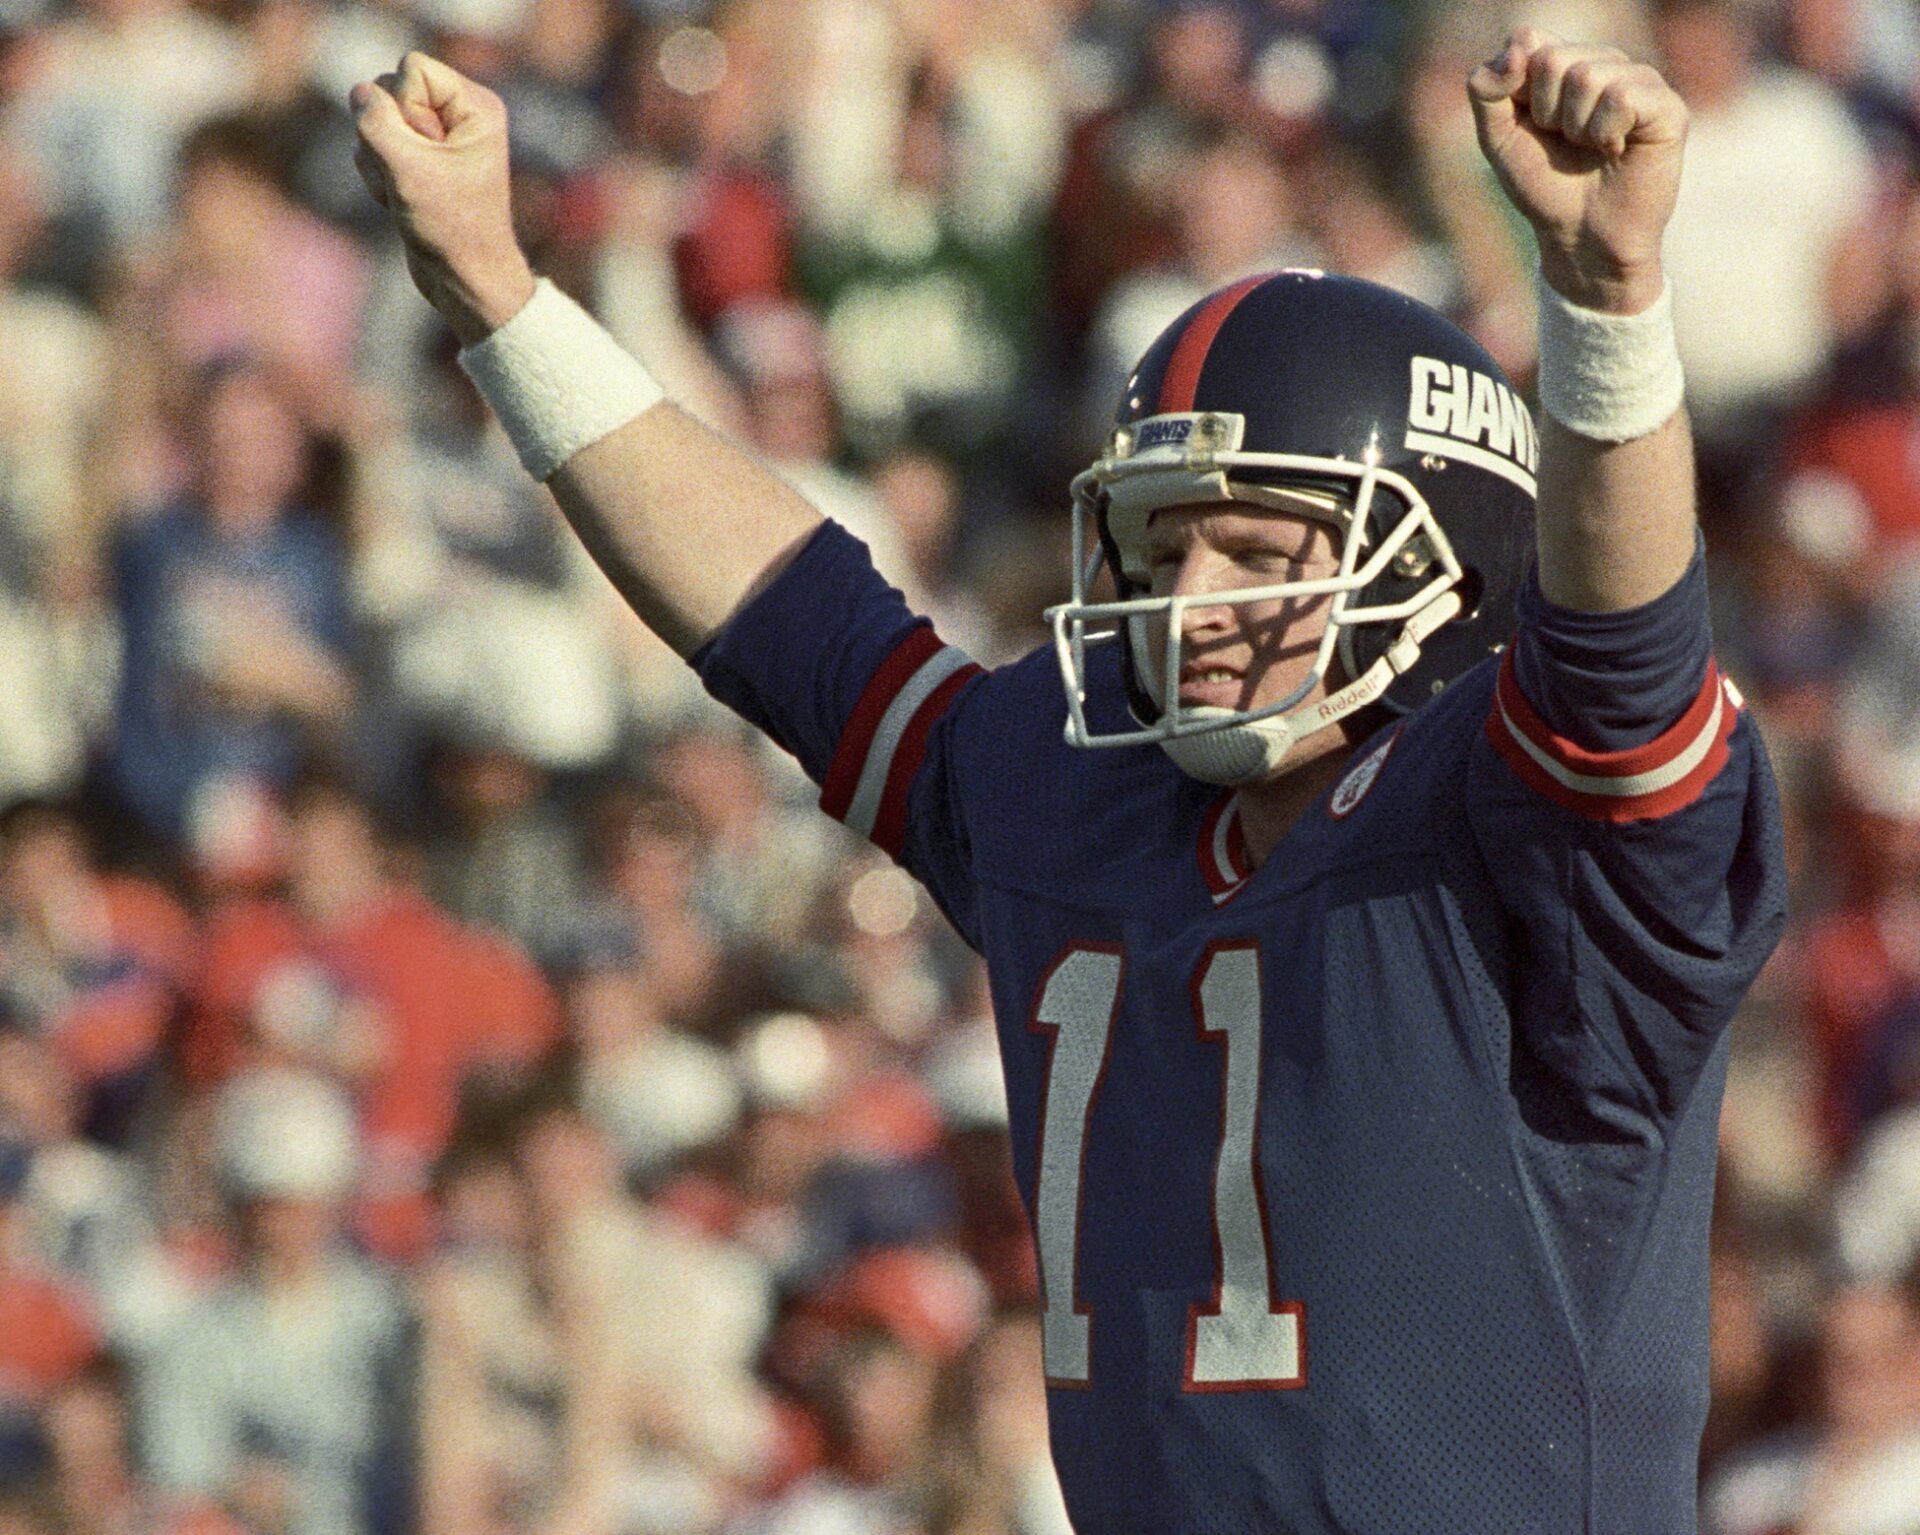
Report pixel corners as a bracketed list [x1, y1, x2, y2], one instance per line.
[1534, 269, 1685, 443]
[457, 276, 666, 481]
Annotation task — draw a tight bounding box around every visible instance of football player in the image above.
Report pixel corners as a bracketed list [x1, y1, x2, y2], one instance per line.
[352, 29, 1785, 1531]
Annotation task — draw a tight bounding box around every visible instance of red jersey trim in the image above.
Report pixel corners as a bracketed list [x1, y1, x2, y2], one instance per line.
[820, 623, 981, 856]
[867, 663, 981, 858]
[1197, 792, 1252, 902]
[1485, 650, 1740, 822]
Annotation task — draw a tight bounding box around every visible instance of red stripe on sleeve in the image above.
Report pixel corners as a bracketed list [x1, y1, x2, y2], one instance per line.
[1157, 276, 1270, 414]
[869, 662, 983, 858]
[1493, 649, 1722, 779]
[1484, 673, 1741, 823]
[820, 624, 945, 823]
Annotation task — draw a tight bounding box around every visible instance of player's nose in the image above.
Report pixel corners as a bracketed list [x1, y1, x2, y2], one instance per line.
[1168, 555, 1237, 634]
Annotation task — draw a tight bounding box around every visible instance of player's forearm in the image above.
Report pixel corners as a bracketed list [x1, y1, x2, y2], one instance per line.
[450, 258, 823, 659]
[1533, 383, 1696, 614]
[349, 57, 825, 659]
[1529, 256, 1697, 613]
[545, 402, 823, 657]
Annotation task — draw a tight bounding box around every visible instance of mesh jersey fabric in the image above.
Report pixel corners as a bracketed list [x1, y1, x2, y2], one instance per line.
[693, 519, 1787, 1534]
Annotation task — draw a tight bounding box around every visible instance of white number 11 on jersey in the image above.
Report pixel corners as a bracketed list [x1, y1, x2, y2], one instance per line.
[1028, 942, 1305, 1391]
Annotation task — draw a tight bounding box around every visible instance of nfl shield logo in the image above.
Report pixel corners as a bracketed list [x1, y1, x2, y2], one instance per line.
[1329, 730, 1401, 819]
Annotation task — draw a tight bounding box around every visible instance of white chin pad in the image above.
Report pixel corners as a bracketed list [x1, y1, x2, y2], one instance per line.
[1159, 709, 1295, 786]
[1130, 621, 1303, 786]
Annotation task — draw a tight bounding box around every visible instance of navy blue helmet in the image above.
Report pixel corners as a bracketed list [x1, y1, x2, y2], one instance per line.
[1047, 270, 1538, 784]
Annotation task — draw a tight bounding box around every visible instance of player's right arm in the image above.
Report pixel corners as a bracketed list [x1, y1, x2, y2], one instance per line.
[348, 52, 822, 659]
[349, 52, 989, 940]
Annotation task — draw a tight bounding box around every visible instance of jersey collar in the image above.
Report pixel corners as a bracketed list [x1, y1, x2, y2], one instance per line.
[1197, 791, 1253, 905]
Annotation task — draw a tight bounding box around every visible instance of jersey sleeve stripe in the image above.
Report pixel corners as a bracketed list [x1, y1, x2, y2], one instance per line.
[820, 624, 945, 823]
[1493, 648, 1726, 778]
[867, 661, 985, 858]
[1485, 657, 1740, 822]
[842, 646, 977, 837]
[821, 623, 980, 849]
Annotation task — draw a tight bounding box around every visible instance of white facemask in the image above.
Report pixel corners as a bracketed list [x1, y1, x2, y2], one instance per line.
[1046, 413, 1467, 785]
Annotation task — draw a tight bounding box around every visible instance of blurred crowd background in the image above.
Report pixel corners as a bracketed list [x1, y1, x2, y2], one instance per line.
[1, 0, 1920, 1528]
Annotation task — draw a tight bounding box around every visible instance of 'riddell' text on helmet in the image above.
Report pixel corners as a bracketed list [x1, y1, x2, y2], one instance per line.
[1045, 269, 1537, 786]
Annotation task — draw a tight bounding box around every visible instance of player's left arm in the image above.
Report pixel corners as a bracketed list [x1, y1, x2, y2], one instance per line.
[1462, 35, 1788, 1109]
[1469, 29, 1693, 613]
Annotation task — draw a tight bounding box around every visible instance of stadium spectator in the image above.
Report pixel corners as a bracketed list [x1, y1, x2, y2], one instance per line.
[786, 3, 1063, 466]
[1775, 174, 1920, 572]
[562, 910, 743, 1183]
[38, 1359, 253, 1535]
[591, 151, 755, 432]
[185, 772, 557, 1258]
[647, 724, 844, 951]
[0, 1028, 150, 1334]
[0, 800, 194, 1142]
[605, 10, 793, 334]
[425, 730, 591, 971]
[1295, 144, 1458, 316]
[749, 1324, 943, 1535]
[1792, 582, 1920, 1157]
[710, 300, 914, 590]
[129, 1068, 414, 1535]
[0, 0, 250, 265]
[584, 785, 731, 1034]
[105, 357, 356, 846]
[414, 1140, 561, 1533]
[1084, 128, 1318, 426]
[1835, 1103, 1920, 1284]
[1704, 1266, 1920, 1534]
[343, 356, 630, 786]
[869, 449, 995, 661]
[0, 1139, 101, 1418]
[1652, 0, 1879, 519]
[0, 143, 113, 808]
[155, 116, 371, 411]
[1050, 1, 1253, 341]
[508, 1099, 778, 1529]
[934, 1310, 1070, 1535]
[1778, 0, 1920, 152]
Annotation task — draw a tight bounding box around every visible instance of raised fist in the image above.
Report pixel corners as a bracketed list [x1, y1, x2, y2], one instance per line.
[349, 52, 535, 344]
[1467, 29, 1687, 313]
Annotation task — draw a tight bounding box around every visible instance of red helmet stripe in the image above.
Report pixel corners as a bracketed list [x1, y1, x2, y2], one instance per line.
[1157, 275, 1270, 413]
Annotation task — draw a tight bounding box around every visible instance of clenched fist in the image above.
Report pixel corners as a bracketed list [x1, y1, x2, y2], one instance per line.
[349, 52, 535, 344]
[1467, 29, 1687, 315]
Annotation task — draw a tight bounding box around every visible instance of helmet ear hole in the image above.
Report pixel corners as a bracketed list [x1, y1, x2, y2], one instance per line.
[1452, 566, 1486, 624]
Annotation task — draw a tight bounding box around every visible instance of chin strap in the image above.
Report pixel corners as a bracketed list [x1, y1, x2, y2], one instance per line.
[1159, 588, 1466, 786]
[1304, 586, 1464, 736]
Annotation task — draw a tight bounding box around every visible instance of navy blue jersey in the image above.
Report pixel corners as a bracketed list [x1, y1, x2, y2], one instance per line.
[695, 521, 1786, 1535]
